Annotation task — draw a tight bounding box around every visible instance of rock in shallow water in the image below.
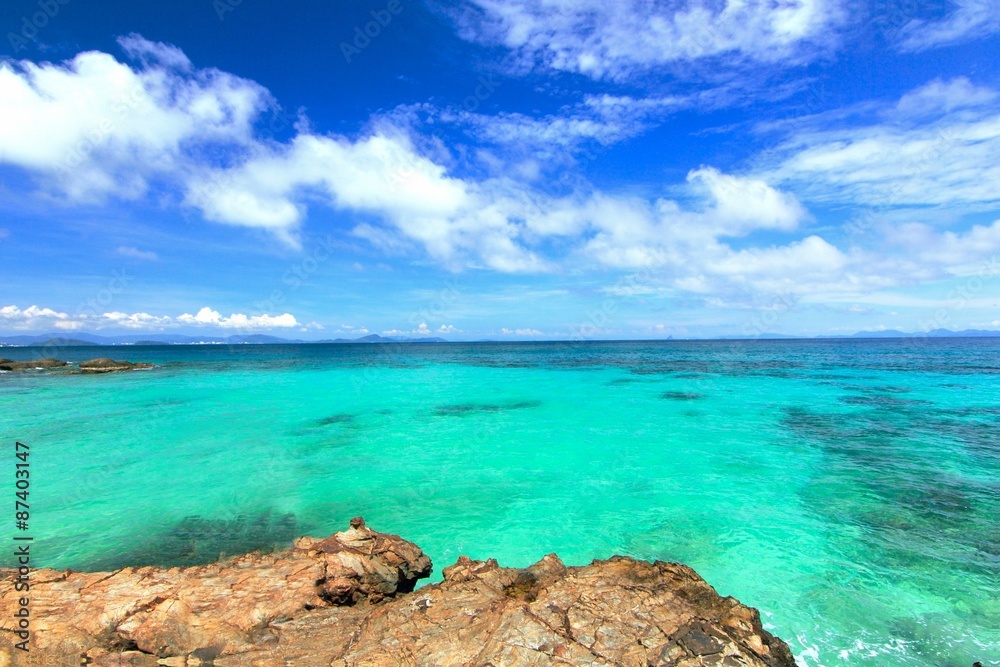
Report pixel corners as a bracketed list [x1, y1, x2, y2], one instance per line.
[0, 519, 796, 667]
[78, 358, 154, 373]
[0, 357, 68, 371]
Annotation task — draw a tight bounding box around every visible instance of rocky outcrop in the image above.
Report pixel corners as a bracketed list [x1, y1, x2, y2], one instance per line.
[0, 357, 68, 371]
[78, 358, 154, 373]
[0, 518, 430, 663]
[0, 519, 796, 667]
[0, 357, 152, 373]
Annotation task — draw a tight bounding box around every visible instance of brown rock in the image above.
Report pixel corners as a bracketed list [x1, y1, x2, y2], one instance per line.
[0, 357, 68, 371]
[78, 358, 154, 373]
[218, 555, 796, 667]
[295, 518, 431, 604]
[0, 519, 430, 662]
[0, 524, 797, 667]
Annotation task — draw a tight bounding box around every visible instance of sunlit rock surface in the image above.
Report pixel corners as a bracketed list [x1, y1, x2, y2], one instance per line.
[0, 519, 795, 667]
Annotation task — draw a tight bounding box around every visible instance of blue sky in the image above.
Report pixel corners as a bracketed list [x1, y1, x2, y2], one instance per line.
[1, 0, 999, 340]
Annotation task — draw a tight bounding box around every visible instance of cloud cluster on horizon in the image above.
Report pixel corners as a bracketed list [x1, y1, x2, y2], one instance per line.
[0, 305, 304, 332]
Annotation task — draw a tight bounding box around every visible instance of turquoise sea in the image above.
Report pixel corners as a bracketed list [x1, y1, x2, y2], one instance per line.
[1, 339, 997, 666]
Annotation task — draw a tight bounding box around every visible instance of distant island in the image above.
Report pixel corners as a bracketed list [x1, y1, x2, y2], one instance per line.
[0, 329, 998, 347]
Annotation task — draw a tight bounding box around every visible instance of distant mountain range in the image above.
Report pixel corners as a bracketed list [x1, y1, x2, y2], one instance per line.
[719, 329, 1000, 340]
[1, 329, 999, 347]
[850, 328, 1000, 338]
[0, 333, 449, 346]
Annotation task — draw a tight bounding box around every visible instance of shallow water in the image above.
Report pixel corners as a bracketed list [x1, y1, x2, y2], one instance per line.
[1, 339, 997, 666]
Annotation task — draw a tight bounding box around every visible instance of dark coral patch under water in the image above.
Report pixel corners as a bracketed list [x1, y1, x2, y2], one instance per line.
[839, 394, 931, 409]
[435, 400, 542, 416]
[782, 399, 998, 594]
[605, 377, 648, 385]
[84, 510, 299, 571]
[316, 414, 355, 426]
[661, 391, 705, 401]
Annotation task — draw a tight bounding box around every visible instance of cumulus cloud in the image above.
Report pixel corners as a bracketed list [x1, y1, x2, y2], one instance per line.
[4, 39, 994, 312]
[0, 34, 270, 203]
[1, 305, 69, 325]
[0, 37, 827, 286]
[0, 305, 299, 332]
[176, 307, 298, 329]
[102, 311, 173, 329]
[185, 131, 496, 257]
[193, 126, 820, 277]
[884, 220, 1000, 267]
[687, 167, 808, 235]
[450, 0, 845, 80]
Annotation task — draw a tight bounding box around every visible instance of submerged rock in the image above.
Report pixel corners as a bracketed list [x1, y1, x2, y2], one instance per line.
[0, 357, 68, 371]
[0, 519, 796, 667]
[78, 358, 154, 373]
[661, 391, 705, 401]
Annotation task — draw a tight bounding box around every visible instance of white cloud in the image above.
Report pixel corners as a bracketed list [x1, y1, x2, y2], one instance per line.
[760, 78, 1000, 210]
[451, 0, 845, 80]
[1, 305, 69, 326]
[896, 0, 1000, 52]
[446, 94, 685, 156]
[893, 77, 998, 118]
[380, 322, 457, 337]
[0, 38, 832, 286]
[341, 161, 813, 278]
[0, 35, 270, 203]
[185, 131, 487, 255]
[4, 39, 995, 312]
[175, 307, 298, 329]
[187, 129, 563, 269]
[571, 168, 812, 277]
[116, 246, 159, 261]
[600, 284, 662, 297]
[687, 167, 808, 235]
[0, 305, 299, 332]
[53, 320, 86, 331]
[102, 311, 173, 329]
[118, 34, 193, 70]
[703, 235, 848, 285]
[884, 220, 1000, 267]
[500, 327, 543, 336]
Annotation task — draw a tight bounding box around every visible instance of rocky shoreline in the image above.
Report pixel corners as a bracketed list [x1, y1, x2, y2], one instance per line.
[0, 357, 152, 374]
[0, 518, 797, 667]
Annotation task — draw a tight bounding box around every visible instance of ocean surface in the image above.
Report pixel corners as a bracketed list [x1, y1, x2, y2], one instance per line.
[1, 339, 997, 666]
